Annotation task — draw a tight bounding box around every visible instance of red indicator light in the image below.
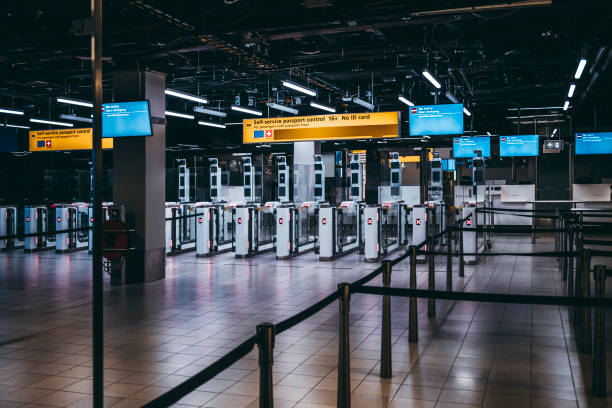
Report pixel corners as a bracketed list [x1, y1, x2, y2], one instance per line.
[367, 218, 373, 225]
[26, 217, 30, 222]
[57, 217, 61, 223]
[237, 217, 243, 224]
[415, 218, 421, 225]
[321, 218, 327, 225]
[197, 217, 203, 224]
[279, 218, 284, 224]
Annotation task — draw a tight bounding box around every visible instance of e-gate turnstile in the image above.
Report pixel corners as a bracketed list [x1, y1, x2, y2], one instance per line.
[313, 155, 325, 202]
[318, 202, 363, 261]
[275, 202, 319, 260]
[55, 203, 89, 253]
[462, 204, 477, 264]
[24, 205, 55, 252]
[234, 203, 276, 258]
[165, 202, 182, 254]
[195, 204, 234, 257]
[364, 201, 405, 262]
[412, 204, 428, 261]
[0, 206, 22, 250]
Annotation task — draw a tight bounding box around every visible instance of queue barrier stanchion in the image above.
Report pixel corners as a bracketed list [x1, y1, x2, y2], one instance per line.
[592, 265, 607, 398]
[568, 228, 575, 297]
[257, 323, 275, 408]
[337, 283, 351, 408]
[574, 232, 584, 326]
[380, 260, 392, 379]
[428, 234, 436, 317]
[408, 245, 418, 342]
[582, 249, 592, 355]
[459, 223, 465, 278]
[446, 227, 453, 291]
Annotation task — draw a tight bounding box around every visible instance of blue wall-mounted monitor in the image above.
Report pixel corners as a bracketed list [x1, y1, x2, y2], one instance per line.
[575, 132, 612, 155]
[409, 104, 464, 136]
[102, 101, 152, 138]
[442, 159, 456, 171]
[453, 137, 491, 158]
[499, 135, 539, 157]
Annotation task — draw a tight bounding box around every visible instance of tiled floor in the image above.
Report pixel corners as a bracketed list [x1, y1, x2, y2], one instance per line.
[0, 234, 611, 407]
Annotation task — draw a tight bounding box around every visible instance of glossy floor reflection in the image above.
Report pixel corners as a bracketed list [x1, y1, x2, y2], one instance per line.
[0, 235, 611, 407]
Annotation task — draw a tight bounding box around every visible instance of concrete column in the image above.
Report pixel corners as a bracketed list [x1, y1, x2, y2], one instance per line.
[293, 141, 320, 203]
[112, 70, 166, 283]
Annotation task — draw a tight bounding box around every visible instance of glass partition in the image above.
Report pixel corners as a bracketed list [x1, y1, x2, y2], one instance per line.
[258, 207, 276, 245]
[297, 206, 318, 246]
[336, 206, 358, 248]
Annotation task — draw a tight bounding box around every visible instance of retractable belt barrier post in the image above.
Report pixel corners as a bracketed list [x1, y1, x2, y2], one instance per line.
[459, 221, 465, 277]
[582, 249, 592, 355]
[257, 323, 274, 408]
[337, 283, 351, 408]
[575, 231, 584, 326]
[428, 234, 436, 317]
[592, 265, 607, 398]
[447, 227, 453, 291]
[380, 260, 392, 379]
[408, 245, 418, 342]
[568, 227, 575, 297]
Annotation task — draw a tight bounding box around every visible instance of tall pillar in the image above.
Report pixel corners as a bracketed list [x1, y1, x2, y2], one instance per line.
[420, 149, 428, 204]
[293, 141, 320, 202]
[112, 70, 166, 283]
[365, 148, 381, 204]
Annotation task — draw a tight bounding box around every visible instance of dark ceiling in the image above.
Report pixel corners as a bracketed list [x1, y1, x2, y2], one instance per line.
[0, 0, 611, 147]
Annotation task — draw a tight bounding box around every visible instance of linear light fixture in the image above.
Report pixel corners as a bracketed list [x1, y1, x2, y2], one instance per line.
[463, 107, 472, 116]
[310, 101, 336, 113]
[445, 91, 458, 103]
[231, 105, 262, 116]
[198, 120, 226, 129]
[352, 97, 374, 111]
[574, 58, 587, 79]
[193, 106, 227, 117]
[60, 114, 92, 123]
[563, 101, 570, 111]
[30, 118, 73, 127]
[57, 97, 93, 108]
[0, 107, 24, 115]
[282, 80, 317, 97]
[567, 84, 576, 98]
[267, 102, 299, 115]
[422, 69, 442, 89]
[0, 123, 29, 129]
[507, 106, 564, 111]
[165, 89, 208, 104]
[397, 95, 414, 106]
[165, 110, 195, 120]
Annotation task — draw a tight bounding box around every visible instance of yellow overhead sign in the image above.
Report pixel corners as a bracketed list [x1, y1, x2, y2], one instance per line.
[29, 128, 113, 151]
[243, 111, 400, 143]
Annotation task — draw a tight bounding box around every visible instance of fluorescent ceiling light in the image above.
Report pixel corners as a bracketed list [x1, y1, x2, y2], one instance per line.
[165, 110, 195, 120]
[267, 102, 299, 115]
[282, 80, 317, 97]
[165, 89, 208, 104]
[574, 58, 587, 79]
[445, 91, 458, 103]
[507, 106, 563, 111]
[0, 107, 24, 115]
[563, 101, 570, 111]
[463, 107, 472, 116]
[232, 152, 252, 156]
[57, 97, 93, 108]
[310, 101, 336, 113]
[552, 128, 558, 136]
[231, 105, 262, 116]
[30, 118, 73, 127]
[486, 131, 492, 136]
[422, 69, 442, 89]
[198, 120, 226, 129]
[0, 123, 29, 129]
[397, 95, 414, 106]
[352, 97, 374, 111]
[193, 106, 227, 117]
[60, 114, 92, 123]
[567, 84, 576, 98]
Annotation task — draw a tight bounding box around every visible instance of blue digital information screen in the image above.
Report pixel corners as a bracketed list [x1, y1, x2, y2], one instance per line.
[442, 159, 456, 171]
[453, 137, 491, 158]
[409, 104, 463, 136]
[575, 132, 612, 155]
[102, 101, 152, 138]
[499, 135, 539, 157]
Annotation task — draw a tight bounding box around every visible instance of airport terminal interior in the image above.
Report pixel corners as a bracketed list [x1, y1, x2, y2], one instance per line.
[1, 1, 612, 407]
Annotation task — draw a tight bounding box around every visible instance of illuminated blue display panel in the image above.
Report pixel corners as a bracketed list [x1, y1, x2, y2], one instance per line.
[453, 137, 491, 158]
[499, 135, 539, 157]
[442, 159, 456, 171]
[409, 104, 463, 136]
[575, 132, 612, 155]
[102, 101, 152, 138]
